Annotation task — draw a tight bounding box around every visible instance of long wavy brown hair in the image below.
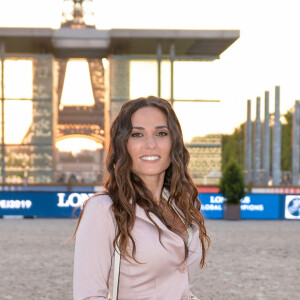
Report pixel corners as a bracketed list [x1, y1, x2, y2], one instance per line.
[74, 96, 210, 267]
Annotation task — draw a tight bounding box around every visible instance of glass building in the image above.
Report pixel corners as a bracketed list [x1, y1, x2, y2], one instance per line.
[0, 26, 239, 184]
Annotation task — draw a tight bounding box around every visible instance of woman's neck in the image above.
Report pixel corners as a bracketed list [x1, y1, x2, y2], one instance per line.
[140, 174, 165, 203]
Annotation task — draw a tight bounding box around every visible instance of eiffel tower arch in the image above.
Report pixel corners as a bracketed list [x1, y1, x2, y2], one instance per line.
[55, 57, 106, 183]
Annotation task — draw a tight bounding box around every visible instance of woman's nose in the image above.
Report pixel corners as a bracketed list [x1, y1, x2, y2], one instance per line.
[145, 135, 156, 148]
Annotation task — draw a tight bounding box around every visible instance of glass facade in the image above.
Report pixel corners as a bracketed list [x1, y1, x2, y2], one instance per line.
[0, 55, 54, 184]
[110, 58, 171, 121]
[55, 58, 105, 184]
[110, 57, 222, 184]
[0, 55, 218, 184]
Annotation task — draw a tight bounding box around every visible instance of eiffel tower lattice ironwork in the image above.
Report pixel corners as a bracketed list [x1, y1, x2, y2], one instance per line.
[56, 58, 105, 144]
[61, 0, 95, 28]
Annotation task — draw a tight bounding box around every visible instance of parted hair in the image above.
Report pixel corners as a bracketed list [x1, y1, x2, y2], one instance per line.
[76, 96, 210, 267]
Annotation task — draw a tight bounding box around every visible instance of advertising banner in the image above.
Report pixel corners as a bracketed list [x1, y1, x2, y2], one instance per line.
[199, 193, 282, 219]
[198, 194, 223, 219]
[240, 194, 281, 219]
[0, 191, 284, 219]
[285, 195, 300, 219]
[0, 192, 93, 218]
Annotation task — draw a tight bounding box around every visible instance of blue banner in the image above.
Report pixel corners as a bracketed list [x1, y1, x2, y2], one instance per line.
[0, 192, 94, 218]
[0, 191, 285, 219]
[199, 193, 282, 219]
[198, 194, 223, 219]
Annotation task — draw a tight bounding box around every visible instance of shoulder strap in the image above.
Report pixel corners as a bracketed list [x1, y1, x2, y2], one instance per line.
[112, 245, 121, 300]
[111, 210, 121, 300]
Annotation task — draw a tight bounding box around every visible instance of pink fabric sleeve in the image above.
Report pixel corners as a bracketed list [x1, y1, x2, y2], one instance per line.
[73, 197, 115, 300]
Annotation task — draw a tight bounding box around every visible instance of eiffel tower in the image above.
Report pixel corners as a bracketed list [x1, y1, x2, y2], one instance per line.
[57, 0, 105, 146]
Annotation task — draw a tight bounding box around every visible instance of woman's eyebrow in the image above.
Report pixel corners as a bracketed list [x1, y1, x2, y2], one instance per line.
[132, 125, 168, 130]
[132, 126, 145, 130]
[155, 125, 168, 129]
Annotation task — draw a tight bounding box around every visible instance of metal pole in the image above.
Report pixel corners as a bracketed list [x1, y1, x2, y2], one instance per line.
[292, 100, 300, 185]
[272, 85, 281, 185]
[157, 40, 162, 98]
[253, 97, 261, 185]
[170, 41, 175, 107]
[1, 40, 5, 183]
[245, 99, 252, 184]
[263, 91, 270, 184]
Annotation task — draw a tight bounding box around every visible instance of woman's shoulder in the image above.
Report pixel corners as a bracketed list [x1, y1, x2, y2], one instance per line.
[77, 192, 116, 238]
[85, 192, 113, 212]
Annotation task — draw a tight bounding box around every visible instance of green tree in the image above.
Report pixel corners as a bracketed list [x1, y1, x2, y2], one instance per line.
[221, 123, 245, 171]
[219, 160, 246, 205]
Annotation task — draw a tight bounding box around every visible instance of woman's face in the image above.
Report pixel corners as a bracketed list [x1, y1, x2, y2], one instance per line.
[127, 106, 172, 183]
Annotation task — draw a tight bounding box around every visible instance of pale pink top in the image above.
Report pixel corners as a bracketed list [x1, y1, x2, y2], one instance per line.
[73, 194, 202, 300]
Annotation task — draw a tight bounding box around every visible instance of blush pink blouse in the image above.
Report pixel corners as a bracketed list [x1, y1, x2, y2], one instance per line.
[73, 194, 202, 300]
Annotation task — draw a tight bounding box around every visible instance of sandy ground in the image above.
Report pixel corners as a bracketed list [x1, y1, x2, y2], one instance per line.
[0, 219, 299, 300]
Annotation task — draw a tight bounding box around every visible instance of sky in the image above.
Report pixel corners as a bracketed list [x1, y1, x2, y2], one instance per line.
[1, 0, 300, 143]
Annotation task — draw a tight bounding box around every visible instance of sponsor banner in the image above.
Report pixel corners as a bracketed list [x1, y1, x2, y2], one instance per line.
[199, 193, 282, 219]
[198, 194, 223, 219]
[240, 194, 281, 219]
[0, 192, 93, 217]
[0, 191, 283, 219]
[285, 195, 300, 219]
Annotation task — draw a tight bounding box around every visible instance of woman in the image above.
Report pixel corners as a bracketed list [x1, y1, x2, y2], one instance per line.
[73, 96, 210, 300]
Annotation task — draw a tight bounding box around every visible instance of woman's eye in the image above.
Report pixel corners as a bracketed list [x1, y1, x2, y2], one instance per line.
[156, 131, 168, 137]
[131, 132, 143, 137]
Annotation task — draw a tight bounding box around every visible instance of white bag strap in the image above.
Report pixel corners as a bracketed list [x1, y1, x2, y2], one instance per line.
[112, 244, 121, 300]
[111, 210, 121, 300]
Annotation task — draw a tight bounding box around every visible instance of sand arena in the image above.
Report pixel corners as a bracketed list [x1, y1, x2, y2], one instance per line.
[0, 219, 299, 300]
